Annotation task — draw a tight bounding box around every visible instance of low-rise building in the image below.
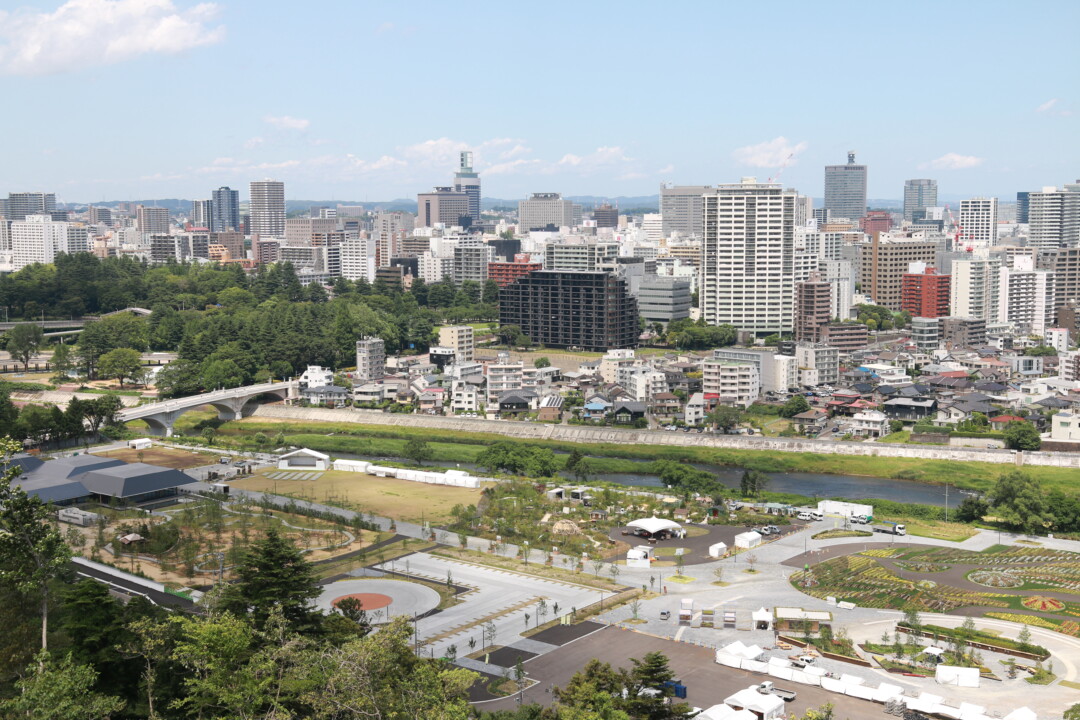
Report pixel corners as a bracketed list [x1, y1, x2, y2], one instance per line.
[850, 409, 889, 437]
[702, 359, 760, 408]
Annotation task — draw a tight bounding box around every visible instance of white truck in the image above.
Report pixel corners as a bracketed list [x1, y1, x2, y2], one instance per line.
[757, 681, 797, 701]
[872, 521, 907, 536]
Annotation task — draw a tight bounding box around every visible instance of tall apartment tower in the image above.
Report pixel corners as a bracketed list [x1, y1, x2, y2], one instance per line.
[794, 273, 833, 342]
[355, 337, 386, 383]
[860, 233, 941, 310]
[950, 255, 1001, 322]
[4, 192, 56, 221]
[660, 184, 712, 237]
[249, 180, 286, 237]
[903, 179, 938, 222]
[700, 178, 797, 334]
[136, 206, 170, 234]
[958, 197, 998, 249]
[1027, 183, 1080, 252]
[1016, 192, 1031, 224]
[191, 199, 213, 229]
[340, 236, 375, 282]
[823, 152, 867, 222]
[211, 186, 240, 232]
[453, 151, 481, 228]
[901, 265, 951, 318]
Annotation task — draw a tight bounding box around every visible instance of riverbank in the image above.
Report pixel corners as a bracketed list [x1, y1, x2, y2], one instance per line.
[199, 409, 1080, 496]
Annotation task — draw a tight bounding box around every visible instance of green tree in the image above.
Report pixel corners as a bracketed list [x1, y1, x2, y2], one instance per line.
[534, 356, 551, 369]
[7, 322, 44, 370]
[1, 650, 125, 720]
[82, 394, 123, 435]
[0, 437, 71, 651]
[222, 527, 321, 630]
[403, 437, 434, 466]
[707, 405, 742, 433]
[97, 347, 144, 386]
[739, 469, 769, 498]
[624, 651, 690, 720]
[779, 395, 811, 418]
[1003, 421, 1041, 451]
[955, 495, 989, 523]
[989, 471, 1053, 533]
[50, 342, 74, 378]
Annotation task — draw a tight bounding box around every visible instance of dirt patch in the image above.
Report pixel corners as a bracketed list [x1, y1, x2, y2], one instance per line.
[96, 446, 218, 470]
[332, 592, 392, 610]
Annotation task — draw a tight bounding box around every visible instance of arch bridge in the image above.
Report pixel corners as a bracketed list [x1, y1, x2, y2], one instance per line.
[117, 381, 298, 436]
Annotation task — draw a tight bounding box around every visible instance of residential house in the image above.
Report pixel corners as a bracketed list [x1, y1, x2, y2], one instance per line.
[850, 409, 889, 437]
[611, 400, 647, 425]
[538, 394, 564, 422]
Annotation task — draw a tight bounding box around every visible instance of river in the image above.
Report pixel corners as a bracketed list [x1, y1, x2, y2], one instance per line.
[332, 451, 965, 508]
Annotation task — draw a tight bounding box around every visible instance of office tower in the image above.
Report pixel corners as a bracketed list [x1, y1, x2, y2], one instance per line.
[452, 237, 494, 283]
[191, 200, 212, 229]
[355, 337, 386, 383]
[660, 184, 711, 237]
[950, 255, 1001, 322]
[1027, 183, 1080, 251]
[998, 256, 1055, 335]
[416, 187, 469, 229]
[638, 276, 692, 324]
[700, 178, 796, 334]
[860, 232, 941, 310]
[10, 215, 87, 269]
[211, 187, 240, 232]
[901, 265, 951, 318]
[958, 197, 998, 249]
[285, 217, 343, 246]
[860, 210, 893, 235]
[794, 272, 833, 342]
[373, 212, 414, 265]
[812, 207, 832, 225]
[136, 206, 170, 234]
[452, 151, 481, 228]
[249, 180, 286, 237]
[518, 193, 576, 232]
[903, 179, 938, 222]
[499, 270, 639, 351]
[87, 206, 113, 226]
[1016, 192, 1031, 224]
[4, 192, 56, 221]
[438, 326, 475, 362]
[593, 203, 618, 229]
[795, 196, 813, 227]
[824, 151, 867, 221]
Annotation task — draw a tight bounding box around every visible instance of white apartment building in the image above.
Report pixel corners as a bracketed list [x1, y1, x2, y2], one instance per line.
[622, 368, 668, 402]
[355, 337, 386, 383]
[453, 238, 494, 283]
[249, 180, 286, 237]
[450, 381, 481, 413]
[340, 236, 375, 282]
[599, 349, 636, 383]
[700, 178, 797, 334]
[958, 197, 998, 249]
[418, 252, 454, 283]
[438, 325, 475, 362]
[1060, 350, 1080, 383]
[950, 255, 1001, 322]
[821, 259, 854, 320]
[702, 359, 760, 408]
[1046, 328, 1071, 354]
[298, 365, 335, 388]
[795, 344, 839, 387]
[1027, 183, 1080, 252]
[544, 238, 619, 271]
[486, 352, 523, 403]
[850, 409, 889, 437]
[11, 215, 88, 270]
[998, 256, 1055, 335]
[641, 214, 663, 242]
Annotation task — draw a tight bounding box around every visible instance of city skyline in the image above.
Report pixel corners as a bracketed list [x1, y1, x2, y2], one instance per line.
[1, 0, 1077, 203]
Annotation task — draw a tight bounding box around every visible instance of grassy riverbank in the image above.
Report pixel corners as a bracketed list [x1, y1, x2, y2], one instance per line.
[192, 416, 1080, 496]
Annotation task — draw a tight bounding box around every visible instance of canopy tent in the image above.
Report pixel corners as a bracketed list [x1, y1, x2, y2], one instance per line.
[627, 517, 683, 535]
[723, 687, 785, 720]
[696, 706, 755, 720]
[708, 542, 728, 558]
[935, 665, 980, 688]
[1003, 709, 1037, 720]
[922, 646, 945, 656]
[751, 607, 772, 629]
[734, 531, 762, 548]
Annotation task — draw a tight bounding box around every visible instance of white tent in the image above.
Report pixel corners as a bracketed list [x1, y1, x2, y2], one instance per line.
[708, 541, 728, 558]
[696, 705, 755, 720]
[278, 448, 330, 471]
[734, 531, 762, 549]
[723, 687, 785, 720]
[626, 517, 682, 535]
[751, 607, 772, 629]
[1003, 709, 1037, 720]
[935, 665, 980, 688]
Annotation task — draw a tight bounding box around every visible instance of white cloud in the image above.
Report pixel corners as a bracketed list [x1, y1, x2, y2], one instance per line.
[1037, 98, 1059, 113]
[376, 22, 395, 34]
[1036, 98, 1073, 117]
[732, 137, 807, 168]
[0, 0, 224, 77]
[244, 137, 265, 149]
[196, 157, 300, 174]
[922, 153, 984, 170]
[265, 115, 310, 130]
[657, 164, 675, 176]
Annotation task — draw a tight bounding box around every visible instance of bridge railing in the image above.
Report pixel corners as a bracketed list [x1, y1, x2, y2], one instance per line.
[118, 381, 295, 419]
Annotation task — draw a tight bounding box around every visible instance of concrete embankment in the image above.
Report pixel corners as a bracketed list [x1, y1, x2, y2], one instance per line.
[249, 405, 1080, 470]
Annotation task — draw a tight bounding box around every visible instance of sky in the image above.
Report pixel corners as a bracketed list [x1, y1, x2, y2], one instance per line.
[1, 0, 1078, 204]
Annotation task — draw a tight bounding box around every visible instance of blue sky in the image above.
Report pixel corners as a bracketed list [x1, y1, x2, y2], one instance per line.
[1, 0, 1077, 204]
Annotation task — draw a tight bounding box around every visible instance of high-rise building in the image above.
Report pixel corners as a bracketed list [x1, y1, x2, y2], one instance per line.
[4, 192, 56, 221]
[950, 255, 1001, 323]
[794, 272, 833, 343]
[518, 193, 576, 232]
[544, 239, 618, 271]
[249, 180, 286, 237]
[637, 276, 692, 324]
[1038, 248, 1080, 313]
[136, 206, 170, 234]
[499, 270, 639, 351]
[453, 151, 481, 228]
[373, 212, 414, 266]
[340, 236, 375, 282]
[487, 254, 542, 287]
[901, 265, 951, 318]
[355, 337, 385, 383]
[860, 232, 941, 310]
[824, 152, 867, 221]
[417, 187, 469, 229]
[87, 206, 113, 226]
[700, 178, 797, 334]
[593, 203, 618, 229]
[211, 187, 240, 232]
[903, 180, 938, 222]
[958, 197, 998, 249]
[1027, 183, 1080, 252]
[860, 210, 893, 235]
[998, 256, 1055, 335]
[10, 215, 87, 269]
[190, 200, 212, 229]
[1016, 191, 1031, 224]
[660, 184, 711, 238]
[452, 237, 494, 283]
[285, 217, 342, 246]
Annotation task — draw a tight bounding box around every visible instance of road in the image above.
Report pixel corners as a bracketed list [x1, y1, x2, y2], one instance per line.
[72, 561, 195, 610]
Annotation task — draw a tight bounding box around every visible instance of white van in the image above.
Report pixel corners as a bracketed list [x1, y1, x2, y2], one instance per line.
[810, 510, 824, 521]
[797, 510, 813, 521]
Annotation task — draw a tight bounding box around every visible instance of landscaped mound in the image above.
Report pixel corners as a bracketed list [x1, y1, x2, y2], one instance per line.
[968, 570, 1024, 588]
[1022, 596, 1065, 612]
[895, 561, 950, 573]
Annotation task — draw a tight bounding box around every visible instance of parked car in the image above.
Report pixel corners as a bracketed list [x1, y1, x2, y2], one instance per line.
[763, 524, 780, 535]
[659, 610, 671, 621]
[219, 457, 230, 464]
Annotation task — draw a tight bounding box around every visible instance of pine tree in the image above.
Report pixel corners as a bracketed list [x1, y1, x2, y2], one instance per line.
[223, 527, 321, 630]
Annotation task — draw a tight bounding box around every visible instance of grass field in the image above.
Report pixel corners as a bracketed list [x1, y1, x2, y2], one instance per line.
[882, 516, 978, 542]
[95, 445, 221, 469]
[229, 470, 488, 525]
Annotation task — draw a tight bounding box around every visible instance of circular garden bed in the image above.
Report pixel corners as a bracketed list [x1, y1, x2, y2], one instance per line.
[1022, 596, 1065, 612]
[968, 569, 1024, 589]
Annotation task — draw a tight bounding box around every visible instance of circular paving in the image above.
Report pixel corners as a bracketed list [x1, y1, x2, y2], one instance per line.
[316, 579, 439, 619]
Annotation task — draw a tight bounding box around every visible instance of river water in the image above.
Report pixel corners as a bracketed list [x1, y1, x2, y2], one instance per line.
[333, 451, 964, 508]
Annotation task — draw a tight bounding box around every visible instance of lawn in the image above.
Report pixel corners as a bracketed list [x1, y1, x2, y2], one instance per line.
[95, 445, 221, 469]
[880, 516, 978, 542]
[229, 470, 489, 525]
[877, 431, 910, 444]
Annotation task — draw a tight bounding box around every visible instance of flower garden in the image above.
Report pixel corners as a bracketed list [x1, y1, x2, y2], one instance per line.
[791, 544, 1080, 639]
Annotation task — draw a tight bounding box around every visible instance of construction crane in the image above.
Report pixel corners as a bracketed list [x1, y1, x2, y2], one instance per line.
[944, 204, 972, 252]
[767, 153, 795, 184]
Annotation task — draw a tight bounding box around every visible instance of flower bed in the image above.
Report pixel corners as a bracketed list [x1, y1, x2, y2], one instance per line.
[895, 561, 950, 573]
[899, 622, 1050, 660]
[969, 570, 1024, 589]
[1021, 596, 1065, 612]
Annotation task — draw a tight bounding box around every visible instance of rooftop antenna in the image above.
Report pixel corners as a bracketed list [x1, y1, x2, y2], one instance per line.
[847, 150, 857, 165]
